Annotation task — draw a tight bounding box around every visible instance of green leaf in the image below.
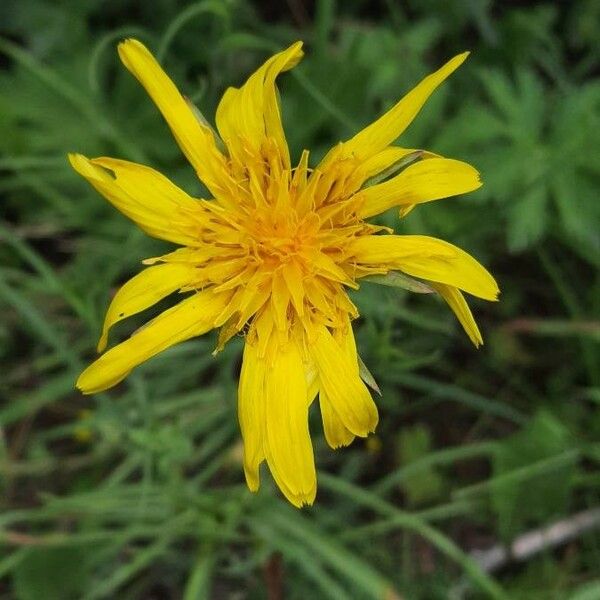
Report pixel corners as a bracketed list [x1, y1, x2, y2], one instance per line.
[183, 545, 216, 600]
[319, 474, 508, 599]
[507, 185, 549, 252]
[491, 410, 577, 539]
[568, 580, 600, 600]
[398, 424, 445, 506]
[13, 545, 95, 600]
[251, 503, 395, 600]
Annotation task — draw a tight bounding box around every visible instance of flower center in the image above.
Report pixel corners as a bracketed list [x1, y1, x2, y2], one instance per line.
[245, 208, 321, 269]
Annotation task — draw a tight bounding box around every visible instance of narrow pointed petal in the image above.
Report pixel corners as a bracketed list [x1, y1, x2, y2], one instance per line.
[352, 234, 499, 300]
[216, 42, 303, 170]
[271, 270, 290, 331]
[358, 157, 482, 218]
[238, 341, 267, 491]
[98, 262, 198, 352]
[117, 39, 233, 197]
[432, 283, 483, 347]
[311, 325, 378, 437]
[333, 53, 469, 162]
[306, 362, 320, 405]
[69, 153, 205, 245]
[351, 234, 455, 264]
[319, 322, 358, 448]
[320, 390, 355, 448]
[263, 339, 317, 507]
[77, 291, 229, 394]
[282, 260, 305, 317]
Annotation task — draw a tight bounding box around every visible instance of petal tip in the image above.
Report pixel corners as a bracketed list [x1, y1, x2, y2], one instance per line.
[68, 152, 89, 170]
[75, 373, 92, 395]
[331, 438, 354, 450]
[96, 335, 108, 354]
[118, 38, 151, 70]
[450, 51, 470, 70]
[280, 40, 305, 71]
[351, 416, 379, 439]
[118, 37, 145, 54]
[369, 418, 379, 435]
[68, 153, 108, 182]
[244, 465, 261, 492]
[292, 40, 304, 59]
[293, 489, 316, 508]
[484, 279, 501, 302]
[245, 480, 260, 493]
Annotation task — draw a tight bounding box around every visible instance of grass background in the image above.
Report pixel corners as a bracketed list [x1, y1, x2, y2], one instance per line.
[1, 0, 599, 598]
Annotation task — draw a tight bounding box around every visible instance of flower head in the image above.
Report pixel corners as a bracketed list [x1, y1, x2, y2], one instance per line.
[71, 40, 498, 506]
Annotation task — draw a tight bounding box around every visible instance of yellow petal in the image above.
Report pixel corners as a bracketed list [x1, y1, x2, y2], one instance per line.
[142, 246, 232, 266]
[97, 263, 197, 353]
[335, 53, 469, 162]
[306, 361, 320, 405]
[216, 42, 303, 170]
[238, 341, 267, 491]
[320, 390, 355, 449]
[431, 283, 483, 347]
[117, 39, 234, 197]
[263, 339, 316, 507]
[312, 251, 358, 288]
[77, 290, 229, 394]
[69, 153, 204, 245]
[358, 157, 482, 218]
[351, 234, 455, 264]
[271, 269, 290, 331]
[311, 325, 378, 437]
[282, 260, 305, 317]
[353, 235, 499, 301]
[319, 322, 358, 448]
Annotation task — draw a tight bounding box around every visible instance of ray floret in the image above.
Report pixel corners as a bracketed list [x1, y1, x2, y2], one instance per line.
[71, 39, 498, 507]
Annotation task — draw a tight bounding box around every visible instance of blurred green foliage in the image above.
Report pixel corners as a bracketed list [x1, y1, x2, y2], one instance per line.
[1, 0, 599, 598]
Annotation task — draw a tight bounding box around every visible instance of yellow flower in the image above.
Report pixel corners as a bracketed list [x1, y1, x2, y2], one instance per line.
[71, 40, 498, 507]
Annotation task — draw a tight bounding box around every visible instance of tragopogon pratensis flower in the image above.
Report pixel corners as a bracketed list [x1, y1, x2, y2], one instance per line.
[71, 40, 498, 506]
